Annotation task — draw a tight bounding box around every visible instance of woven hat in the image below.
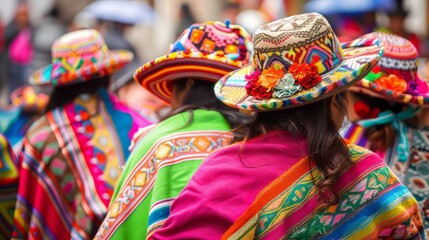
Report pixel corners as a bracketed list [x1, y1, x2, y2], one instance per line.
[214, 13, 383, 111]
[134, 21, 252, 103]
[345, 32, 429, 105]
[29, 29, 133, 86]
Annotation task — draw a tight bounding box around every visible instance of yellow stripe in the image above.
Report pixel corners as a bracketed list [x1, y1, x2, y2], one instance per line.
[347, 195, 419, 239]
[349, 125, 364, 144]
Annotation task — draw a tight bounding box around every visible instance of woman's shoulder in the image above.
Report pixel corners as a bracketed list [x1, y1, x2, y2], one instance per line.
[346, 143, 377, 162]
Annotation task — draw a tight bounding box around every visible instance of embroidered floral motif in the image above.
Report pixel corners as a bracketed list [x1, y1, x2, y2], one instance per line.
[273, 74, 302, 98]
[375, 74, 407, 93]
[288, 63, 322, 89]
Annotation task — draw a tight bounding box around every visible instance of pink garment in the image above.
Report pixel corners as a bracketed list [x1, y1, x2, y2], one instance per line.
[151, 130, 308, 239]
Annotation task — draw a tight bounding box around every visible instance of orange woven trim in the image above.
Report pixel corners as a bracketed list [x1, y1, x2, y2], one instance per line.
[140, 64, 231, 100]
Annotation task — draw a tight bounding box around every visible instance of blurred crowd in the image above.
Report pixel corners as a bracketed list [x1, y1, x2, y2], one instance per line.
[0, 0, 428, 105]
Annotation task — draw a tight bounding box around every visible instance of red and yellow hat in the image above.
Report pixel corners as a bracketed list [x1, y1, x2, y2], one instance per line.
[134, 21, 252, 103]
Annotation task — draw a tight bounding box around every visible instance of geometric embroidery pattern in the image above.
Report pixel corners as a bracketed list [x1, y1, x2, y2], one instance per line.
[97, 131, 233, 239]
[223, 144, 423, 239]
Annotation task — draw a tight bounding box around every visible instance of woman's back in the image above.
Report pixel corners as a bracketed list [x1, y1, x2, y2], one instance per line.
[13, 89, 148, 239]
[97, 109, 234, 239]
[12, 29, 151, 239]
[152, 130, 423, 239]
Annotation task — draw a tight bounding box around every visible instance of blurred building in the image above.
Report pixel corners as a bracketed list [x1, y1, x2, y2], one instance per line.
[1, 0, 428, 67]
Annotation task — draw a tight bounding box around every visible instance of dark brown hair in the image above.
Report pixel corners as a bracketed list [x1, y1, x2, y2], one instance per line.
[233, 93, 352, 205]
[161, 78, 249, 129]
[44, 76, 110, 113]
[349, 91, 410, 152]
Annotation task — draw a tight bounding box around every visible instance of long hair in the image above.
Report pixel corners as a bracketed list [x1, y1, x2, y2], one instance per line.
[233, 93, 352, 206]
[44, 76, 110, 113]
[349, 91, 410, 151]
[161, 78, 248, 129]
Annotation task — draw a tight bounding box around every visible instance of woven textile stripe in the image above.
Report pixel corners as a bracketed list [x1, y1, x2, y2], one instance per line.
[223, 144, 424, 239]
[0, 134, 18, 239]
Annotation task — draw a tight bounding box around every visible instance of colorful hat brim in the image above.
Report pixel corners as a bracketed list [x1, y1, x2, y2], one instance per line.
[29, 50, 133, 86]
[134, 51, 244, 103]
[350, 77, 429, 106]
[215, 40, 384, 111]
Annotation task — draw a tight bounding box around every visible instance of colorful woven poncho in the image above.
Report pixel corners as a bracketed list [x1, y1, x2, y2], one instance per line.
[151, 130, 424, 239]
[344, 123, 429, 237]
[0, 134, 18, 239]
[95, 109, 233, 239]
[12, 89, 151, 239]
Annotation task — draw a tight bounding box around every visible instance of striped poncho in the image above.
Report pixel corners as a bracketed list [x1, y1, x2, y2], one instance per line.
[12, 89, 150, 239]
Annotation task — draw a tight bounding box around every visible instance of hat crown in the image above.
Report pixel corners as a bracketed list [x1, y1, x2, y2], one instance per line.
[252, 13, 344, 76]
[364, 32, 418, 81]
[168, 21, 252, 62]
[51, 29, 109, 62]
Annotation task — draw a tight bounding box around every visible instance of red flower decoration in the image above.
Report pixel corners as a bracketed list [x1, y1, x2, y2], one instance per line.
[353, 100, 381, 119]
[245, 80, 273, 99]
[288, 63, 322, 89]
[245, 69, 274, 99]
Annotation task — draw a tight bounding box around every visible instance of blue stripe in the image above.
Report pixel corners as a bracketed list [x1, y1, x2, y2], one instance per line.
[320, 184, 413, 239]
[98, 88, 133, 160]
[148, 205, 171, 226]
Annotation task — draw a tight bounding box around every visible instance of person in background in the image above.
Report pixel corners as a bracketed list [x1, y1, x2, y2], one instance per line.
[0, 134, 18, 239]
[100, 21, 137, 56]
[12, 29, 151, 239]
[385, 0, 423, 53]
[175, 3, 197, 39]
[151, 13, 424, 239]
[343, 31, 429, 236]
[4, 3, 33, 95]
[0, 85, 48, 154]
[0, 16, 7, 103]
[111, 59, 170, 123]
[31, 4, 67, 71]
[94, 21, 252, 239]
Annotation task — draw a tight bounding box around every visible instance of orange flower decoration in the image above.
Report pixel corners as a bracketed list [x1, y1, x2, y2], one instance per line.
[375, 74, 407, 93]
[288, 63, 322, 89]
[258, 66, 285, 91]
